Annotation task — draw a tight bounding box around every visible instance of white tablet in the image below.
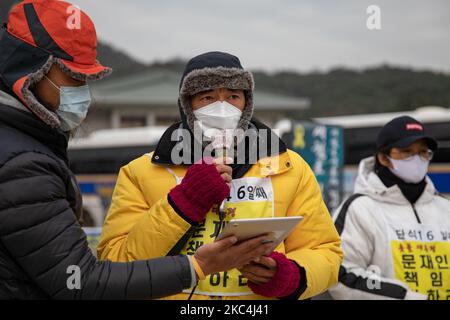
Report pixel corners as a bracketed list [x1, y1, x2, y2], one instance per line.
[216, 216, 303, 254]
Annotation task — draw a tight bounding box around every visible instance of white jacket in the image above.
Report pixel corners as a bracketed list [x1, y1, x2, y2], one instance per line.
[329, 157, 450, 300]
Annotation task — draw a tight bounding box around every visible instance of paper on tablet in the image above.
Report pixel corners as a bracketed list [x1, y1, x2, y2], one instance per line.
[215, 216, 303, 254]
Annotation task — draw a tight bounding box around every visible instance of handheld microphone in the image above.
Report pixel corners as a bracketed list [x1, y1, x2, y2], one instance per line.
[211, 131, 233, 227]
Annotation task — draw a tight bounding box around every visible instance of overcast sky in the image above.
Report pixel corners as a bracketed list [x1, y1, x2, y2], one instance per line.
[74, 0, 450, 73]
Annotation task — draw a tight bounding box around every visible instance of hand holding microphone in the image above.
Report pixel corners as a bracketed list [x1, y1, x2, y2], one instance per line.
[168, 130, 234, 223]
[214, 157, 233, 188]
[211, 130, 234, 187]
[211, 130, 234, 219]
[168, 158, 230, 223]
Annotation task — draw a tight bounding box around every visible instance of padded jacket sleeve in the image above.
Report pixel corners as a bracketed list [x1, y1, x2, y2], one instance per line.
[0, 151, 192, 299]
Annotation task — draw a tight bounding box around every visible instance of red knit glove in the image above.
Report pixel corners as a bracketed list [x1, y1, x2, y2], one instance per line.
[169, 158, 230, 222]
[248, 251, 301, 298]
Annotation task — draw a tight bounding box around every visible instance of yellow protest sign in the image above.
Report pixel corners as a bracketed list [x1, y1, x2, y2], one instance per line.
[392, 240, 450, 300]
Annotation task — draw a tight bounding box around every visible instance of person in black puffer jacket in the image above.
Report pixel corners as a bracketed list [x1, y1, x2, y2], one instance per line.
[0, 0, 271, 300]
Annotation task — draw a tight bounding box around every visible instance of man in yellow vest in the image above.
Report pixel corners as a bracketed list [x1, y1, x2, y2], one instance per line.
[98, 51, 343, 300]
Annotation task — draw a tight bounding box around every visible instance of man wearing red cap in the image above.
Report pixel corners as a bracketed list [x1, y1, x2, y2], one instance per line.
[0, 0, 272, 299]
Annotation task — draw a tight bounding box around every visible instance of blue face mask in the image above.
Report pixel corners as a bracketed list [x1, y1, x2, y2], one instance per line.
[44, 75, 92, 132]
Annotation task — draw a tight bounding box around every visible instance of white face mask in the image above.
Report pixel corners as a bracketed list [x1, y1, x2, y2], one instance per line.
[44, 75, 92, 132]
[388, 155, 429, 184]
[193, 101, 242, 138]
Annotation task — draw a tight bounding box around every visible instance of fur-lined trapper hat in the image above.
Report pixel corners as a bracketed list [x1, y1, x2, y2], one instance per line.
[178, 51, 254, 132]
[0, 0, 111, 128]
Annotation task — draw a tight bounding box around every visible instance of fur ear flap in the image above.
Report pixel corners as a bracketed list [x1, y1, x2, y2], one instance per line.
[17, 55, 112, 129]
[20, 56, 61, 128]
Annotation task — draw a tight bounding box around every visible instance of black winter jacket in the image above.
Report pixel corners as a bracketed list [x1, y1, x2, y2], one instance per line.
[0, 97, 192, 299]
